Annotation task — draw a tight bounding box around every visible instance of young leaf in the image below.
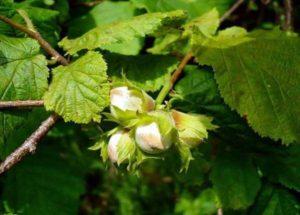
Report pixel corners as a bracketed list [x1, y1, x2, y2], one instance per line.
[193, 26, 252, 48]
[210, 152, 261, 210]
[183, 8, 220, 38]
[59, 10, 187, 55]
[130, 0, 235, 19]
[148, 8, 221, 55]
[43, 51, 109, 124]
[68, 1, 141, 55]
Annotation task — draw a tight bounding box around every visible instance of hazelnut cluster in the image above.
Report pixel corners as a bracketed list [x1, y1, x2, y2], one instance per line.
[93, 86, 217, 170]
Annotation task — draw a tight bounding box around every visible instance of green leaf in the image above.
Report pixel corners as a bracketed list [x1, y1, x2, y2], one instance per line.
[106, 53, 178, 92]
[255, 144, 300, 192]
[210, 152, 261, 210]
[0, 109, 48, 159]
[68, 1, 141, 55]
[184, 8, 220, 38]
[147, 29, 184, 54]
[193, 26, 253, 48]
[1, 143, 85, 215]
[148, 8, 220, 55]
[131, 0, 235, 19]
[175, 189, 221, 215]
[172, 65, 243, 128]
[197, 31, 300, 144]
[43, 51, 109, 124]
[0, 1, 61, 45]
[249, 184, 300, 215]
[59, 10, 187, 55]
[0, 35, 48, 99]
[26, 0, 69, 23]
[0, 35, 48, 146]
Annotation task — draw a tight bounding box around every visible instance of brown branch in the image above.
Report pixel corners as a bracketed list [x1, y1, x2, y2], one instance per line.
[283, 0, 293, 31]
[170, 52, 194, 86]
[220, 0, 244, 23]
[0, 15, 67, 174]
[0, 15, 69, 66]
[0, 114, 59, 174]
[0, 100, 44, 109]
[155, 52, 193, 105]
[76, 0, 103, 7]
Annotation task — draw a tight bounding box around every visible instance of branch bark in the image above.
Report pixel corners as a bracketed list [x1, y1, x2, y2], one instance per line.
[0, 15, 68, 174]
[76, 0, 103, 7]
[155, 52, 193, 105]
[283, 0, 293, 31]
[220, 0, 244, 23]
[0, 114, 59, 174]
[0, 100, 44, 109]
[0, 15, 69, 66]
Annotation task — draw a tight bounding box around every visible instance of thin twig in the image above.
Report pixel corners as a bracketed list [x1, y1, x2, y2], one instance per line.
[155, 52, 193, 105]
[0, 100, 44, 109]
[0, 15, 67, 174]
[156, 0, 245, 106]
[220, 0, 244, 23]
[170, 52, 194, 85]
[0, 15, 69, 66]
[76, 0, 103, 7]
[283, 0, 293, 31]
[0, 114, 59, 174]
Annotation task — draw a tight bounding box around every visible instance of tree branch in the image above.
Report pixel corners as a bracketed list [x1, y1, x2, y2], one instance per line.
[0, 15, 67, 174]
[76, 0, 103, 7]
[0, 114, 59, 174]
[155, 52, 193, 105]
[156, 0, 245, 106]
[283, 0, 293, 31]
[0, 100, 44, 109]
[0, 15, 69, 66]
[220, 0, 244, 23]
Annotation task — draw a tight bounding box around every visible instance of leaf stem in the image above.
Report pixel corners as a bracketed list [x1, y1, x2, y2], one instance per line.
[0, 15, 69, 66]
[0, 100, 44, 109]
[155, 52, 193, 106]
[0, 114, 59, 175]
